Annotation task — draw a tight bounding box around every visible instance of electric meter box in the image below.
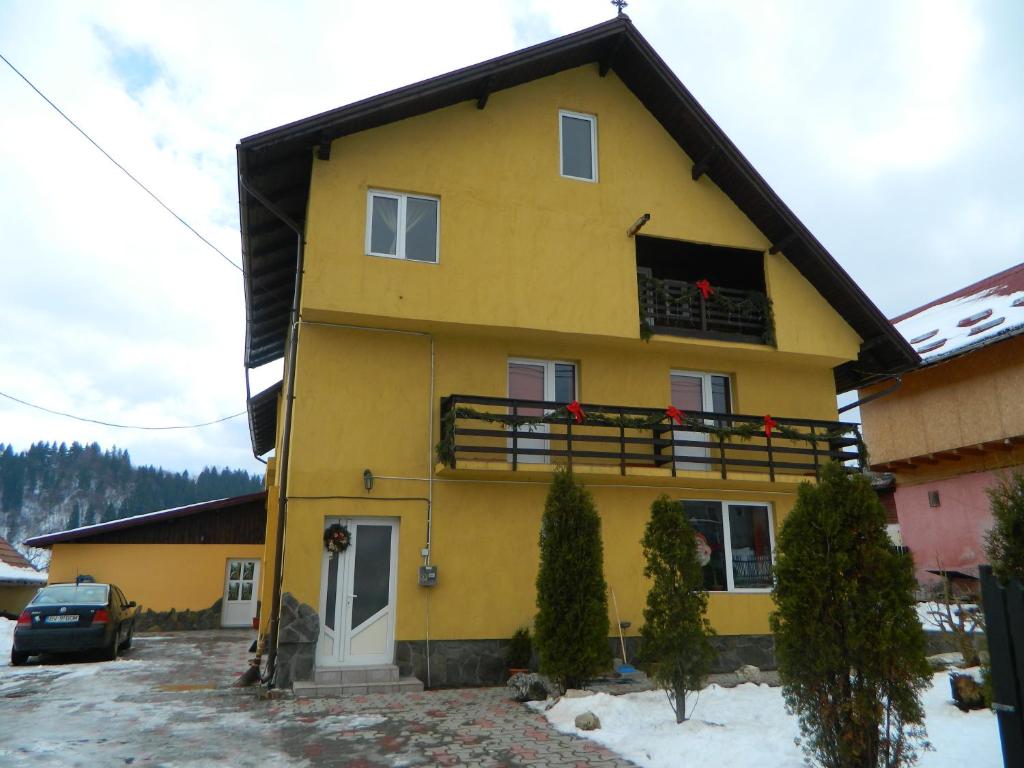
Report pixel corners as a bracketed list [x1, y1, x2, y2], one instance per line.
[418, 565, 438, 587]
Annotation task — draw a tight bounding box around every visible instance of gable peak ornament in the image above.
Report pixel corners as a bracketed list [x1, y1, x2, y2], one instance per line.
[611, 0, 628, 18]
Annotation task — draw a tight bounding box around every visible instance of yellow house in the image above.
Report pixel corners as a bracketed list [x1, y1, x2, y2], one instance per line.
[237, 18, 916, 691]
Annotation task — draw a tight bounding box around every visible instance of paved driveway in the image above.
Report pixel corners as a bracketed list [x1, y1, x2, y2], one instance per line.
[0, 631, 634, 767]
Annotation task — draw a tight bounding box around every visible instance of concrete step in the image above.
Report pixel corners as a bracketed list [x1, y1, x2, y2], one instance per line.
[313, 664, 400, 685]
[293, 676, 424, 698]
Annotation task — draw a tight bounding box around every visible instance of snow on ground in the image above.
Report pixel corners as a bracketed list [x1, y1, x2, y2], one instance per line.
[541, 672, 999, 768]
[917, 602, 982, 633]
[0, 617, 13, 660]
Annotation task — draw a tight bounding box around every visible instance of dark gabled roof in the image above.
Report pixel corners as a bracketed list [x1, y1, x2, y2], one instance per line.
[24, 492, 267, 548]
[237, 16, 917, 392]
[247, 380, 282, 457]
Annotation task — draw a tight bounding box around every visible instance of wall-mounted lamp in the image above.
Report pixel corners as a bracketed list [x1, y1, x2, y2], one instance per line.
[363, 468, 374, 492]
[626, 213, 651, 238]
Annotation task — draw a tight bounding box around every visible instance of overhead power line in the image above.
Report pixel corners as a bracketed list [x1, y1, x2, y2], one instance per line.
[0, 50, 242, 272]
[0, 390, 245, 431]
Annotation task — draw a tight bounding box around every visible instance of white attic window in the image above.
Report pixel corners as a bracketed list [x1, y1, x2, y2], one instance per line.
[559, 110, 597, 182]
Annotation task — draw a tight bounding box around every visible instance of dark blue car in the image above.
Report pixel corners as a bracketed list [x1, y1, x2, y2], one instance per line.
[11, 582, 137, 665]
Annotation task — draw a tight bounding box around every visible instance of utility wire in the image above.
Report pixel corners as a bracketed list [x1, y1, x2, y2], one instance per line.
[0, 50, 242, 272]
[0, 390, 245, 431]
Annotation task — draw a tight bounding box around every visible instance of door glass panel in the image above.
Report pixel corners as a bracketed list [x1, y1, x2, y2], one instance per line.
[325, 550, 339, 631]
[671, 375, 704, 411]
[508, 362, 545, 415]
[370, 195, 399, 255]
[682, 501, 727, 591]
[229, 562, 241, 580]
[405, 197, 438, 262]
[554, 363, 576, 403]
[711, 375, 731, 414]
[228, 582, 240, 601]
[729, 505, 773, 589]
[241, 583, 253, 601]
[243, 562, 255, 580]
[351, 525, 392, 629]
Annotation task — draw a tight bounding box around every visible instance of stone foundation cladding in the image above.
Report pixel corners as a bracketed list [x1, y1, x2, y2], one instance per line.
[396, 634, 777, 687]
[275, 592, 319, 689]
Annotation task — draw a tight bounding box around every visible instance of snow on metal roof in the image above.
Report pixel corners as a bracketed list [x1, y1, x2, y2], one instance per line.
[891, 262, 1024, 363]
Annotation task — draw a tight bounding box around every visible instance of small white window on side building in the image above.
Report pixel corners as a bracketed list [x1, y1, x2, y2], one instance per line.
[366, 190, 440, 263]
[559, 110, 597, 182]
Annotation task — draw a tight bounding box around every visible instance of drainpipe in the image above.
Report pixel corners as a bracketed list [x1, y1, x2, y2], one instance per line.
[239, 174, 305, 688]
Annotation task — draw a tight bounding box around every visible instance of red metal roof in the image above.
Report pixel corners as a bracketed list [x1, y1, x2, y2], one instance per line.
[891, 262, 1024, 324]
[0, 536, 36, 570]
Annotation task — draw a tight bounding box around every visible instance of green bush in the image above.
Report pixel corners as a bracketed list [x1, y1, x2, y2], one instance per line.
[534, 469, 610, 688]
[506, 626, 532, 669]
[985, 469, 1024, 582]
[771, 463, 931, 768]
[640, 495, 715, 723]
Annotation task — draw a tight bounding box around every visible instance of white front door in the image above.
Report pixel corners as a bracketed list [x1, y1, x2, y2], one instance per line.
[222, 558, 260, 627]
[318, 518, 399, 667]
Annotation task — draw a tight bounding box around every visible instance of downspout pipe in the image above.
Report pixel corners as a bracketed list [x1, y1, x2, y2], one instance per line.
[240, 173, 305, 688]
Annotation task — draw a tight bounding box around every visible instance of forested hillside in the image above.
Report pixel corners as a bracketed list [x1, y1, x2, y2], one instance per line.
[0, 441, 263, 559]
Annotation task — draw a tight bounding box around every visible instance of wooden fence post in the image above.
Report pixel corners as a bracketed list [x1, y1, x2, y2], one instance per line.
[980, 564, 1024, 767]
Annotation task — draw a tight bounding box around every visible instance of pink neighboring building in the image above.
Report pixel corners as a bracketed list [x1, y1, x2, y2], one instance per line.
[859, 263, 1024, 586]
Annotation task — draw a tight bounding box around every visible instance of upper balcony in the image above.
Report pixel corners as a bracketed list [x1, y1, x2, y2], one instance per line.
[634, 235, 774, 346]
[437, 394, 864, 486]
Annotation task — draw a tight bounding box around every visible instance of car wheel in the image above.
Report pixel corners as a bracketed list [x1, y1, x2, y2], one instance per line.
[119, 625, 133, 651]
[10, 649, 29, 666]
[102, 632, 118, 662]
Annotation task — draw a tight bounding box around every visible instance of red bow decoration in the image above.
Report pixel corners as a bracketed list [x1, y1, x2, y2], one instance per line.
[566, 401, 586, 424]
[666, 406, 686, 425]
[763, 414, 778, 438]
[695, 279, 714, 300]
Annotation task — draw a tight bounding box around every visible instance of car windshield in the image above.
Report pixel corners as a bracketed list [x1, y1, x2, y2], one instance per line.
[32, 584, 109, 605]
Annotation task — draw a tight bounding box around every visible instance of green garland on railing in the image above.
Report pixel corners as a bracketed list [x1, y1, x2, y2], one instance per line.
[436, 405, 859, 467]
[638, 276, 776, 346]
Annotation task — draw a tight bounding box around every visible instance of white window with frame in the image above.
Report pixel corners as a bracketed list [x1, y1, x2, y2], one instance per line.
[670, 370, 731, 470]
[681, 500, 774, 592]
[365, 190, 440, 263]
[507, 358, 577, 464]
[559, 110, 598, 182]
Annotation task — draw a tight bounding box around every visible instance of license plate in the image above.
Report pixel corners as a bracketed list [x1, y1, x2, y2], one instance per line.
[44, 615, 78, 624]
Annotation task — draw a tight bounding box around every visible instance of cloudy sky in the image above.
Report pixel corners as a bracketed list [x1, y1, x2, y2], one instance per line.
[1, 1, 1021, 474]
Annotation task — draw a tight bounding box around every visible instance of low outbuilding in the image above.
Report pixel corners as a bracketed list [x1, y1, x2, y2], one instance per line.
[0, 536, 47, 616]
[24, 493, 265, 630]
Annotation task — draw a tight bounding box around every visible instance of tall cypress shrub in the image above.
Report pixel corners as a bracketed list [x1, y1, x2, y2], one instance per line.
[640, 495, 715, 723]
[771, 462, 930, 768]
[985, 469, 1024, 582]
[534, 469, 610, 688]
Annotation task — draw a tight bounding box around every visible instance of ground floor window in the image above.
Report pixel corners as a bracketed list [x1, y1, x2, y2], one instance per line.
[680, 500, 774, 592]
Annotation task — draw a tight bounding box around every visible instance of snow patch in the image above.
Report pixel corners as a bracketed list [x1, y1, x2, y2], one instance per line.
[542, 672, 998, 768]
[0, 560, 46, 584]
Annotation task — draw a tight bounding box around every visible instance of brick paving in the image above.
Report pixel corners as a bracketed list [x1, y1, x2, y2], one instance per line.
[0, 631, 637, 767]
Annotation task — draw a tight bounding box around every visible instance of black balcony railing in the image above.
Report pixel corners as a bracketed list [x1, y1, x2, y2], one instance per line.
[638, 273, 774, 345]
[438, 395, 865, 482]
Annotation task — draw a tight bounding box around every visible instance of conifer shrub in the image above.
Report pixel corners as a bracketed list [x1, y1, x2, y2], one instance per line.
[534, 469, 610, 688]
[771, 462, 931, 768]
[640, 495, 715, 723]
[985, 469, 1024, 582]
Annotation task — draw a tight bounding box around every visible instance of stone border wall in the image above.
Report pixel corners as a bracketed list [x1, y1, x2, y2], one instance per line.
[395, 634, 777, 687]
[134, 599, 224, 631]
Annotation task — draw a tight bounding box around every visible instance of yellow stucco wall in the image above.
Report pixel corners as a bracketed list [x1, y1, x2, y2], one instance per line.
[276, 325, 826, 640]
[1, 585, 40, 615]
[860, 333, 1024, 467]
[267, 62, 866, 645]
[48, 544, 264, 613]
[301, 65, 861, 364]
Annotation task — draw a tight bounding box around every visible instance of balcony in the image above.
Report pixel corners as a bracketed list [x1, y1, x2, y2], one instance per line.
[637, 273, 774, 345]
[437, 395, 864, 483]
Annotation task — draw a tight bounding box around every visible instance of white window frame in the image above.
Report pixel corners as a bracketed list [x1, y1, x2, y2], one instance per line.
[669, 369, 732, 413]
[680, 499, 775, 594]
[558, 110, 598, 182]
[365, 189, 440, 263]
[507, 358, 578, 402]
